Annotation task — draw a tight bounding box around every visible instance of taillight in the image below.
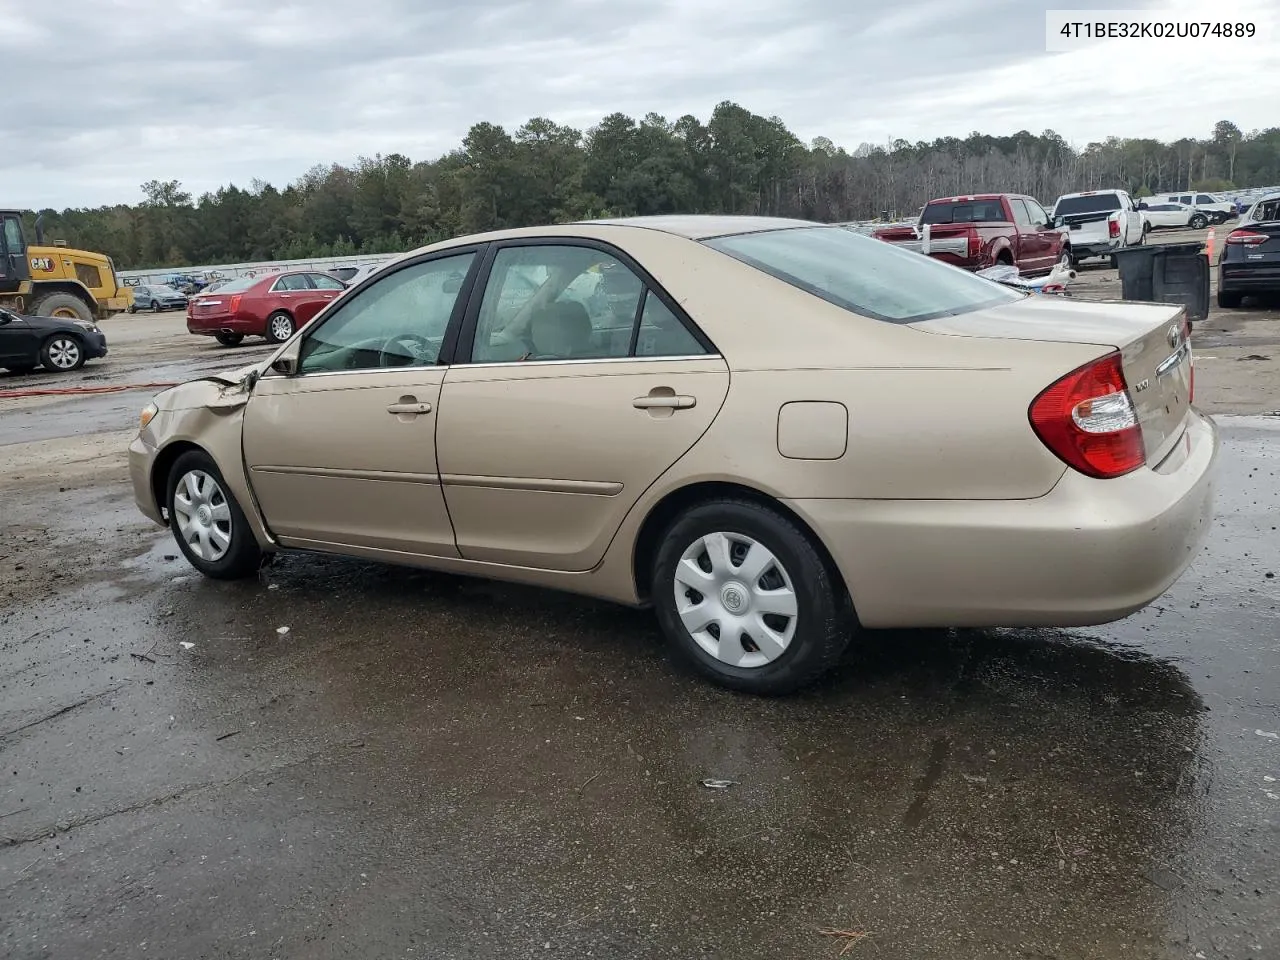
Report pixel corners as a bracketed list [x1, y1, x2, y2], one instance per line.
[229, 294, 242, 313]
[1225, 229, 1267, 246]
[968, 232, 981, 258]
[1108, 215, 1121, 238]
[1029, 351, 1145, 479]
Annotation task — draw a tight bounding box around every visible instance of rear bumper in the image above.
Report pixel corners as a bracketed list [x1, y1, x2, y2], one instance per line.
[187, 313, 260, 335]
[1219, 265, 1280, 292]
[787, 409, 1218, 629]
[1070, 240, 1120, 258]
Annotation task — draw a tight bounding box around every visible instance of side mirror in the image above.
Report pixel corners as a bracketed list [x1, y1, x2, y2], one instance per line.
[0, 311, 13, 325]
[1137, 202, 1148, 210]
[270, 354, 297, 376]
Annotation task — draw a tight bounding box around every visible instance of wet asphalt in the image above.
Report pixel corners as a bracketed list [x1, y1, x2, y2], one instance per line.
[1, 399, 1278, 958]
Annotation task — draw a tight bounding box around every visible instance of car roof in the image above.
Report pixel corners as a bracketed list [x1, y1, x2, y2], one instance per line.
[394, 215, 828, 260]
[576, 215, 819, 240]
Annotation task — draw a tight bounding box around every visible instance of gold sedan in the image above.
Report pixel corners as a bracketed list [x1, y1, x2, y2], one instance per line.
[130, 216, 1218, 694]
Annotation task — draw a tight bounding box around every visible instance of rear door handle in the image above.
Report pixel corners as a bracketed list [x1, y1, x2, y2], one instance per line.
[633, 395, 695, 410]
[387, 401, 432, 415]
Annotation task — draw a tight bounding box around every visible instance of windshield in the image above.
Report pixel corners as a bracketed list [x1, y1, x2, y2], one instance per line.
[920, 199, 1007, 224]
[1053, 194, 1122, 216]
[704, 226, 1022, 324]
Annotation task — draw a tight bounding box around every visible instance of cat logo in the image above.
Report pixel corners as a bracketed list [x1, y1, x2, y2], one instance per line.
[30, 256, 54, 272]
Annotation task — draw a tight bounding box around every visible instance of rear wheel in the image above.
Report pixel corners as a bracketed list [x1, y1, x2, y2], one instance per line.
[40, 334, 85, 371]
[652, 499, 856, 695]
[30, 291, 93, 323]
[166, 450, 262, 579]
[1217, 289, 1243, 308]
[215, 332, 244, 347]
[266, 311, 295, 343]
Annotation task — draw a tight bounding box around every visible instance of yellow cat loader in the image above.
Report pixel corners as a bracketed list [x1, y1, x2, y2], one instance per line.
[0, 210, 131, 321]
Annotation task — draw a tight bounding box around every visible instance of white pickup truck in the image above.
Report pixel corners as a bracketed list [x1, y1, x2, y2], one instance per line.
[1050, 190, 1147, 265]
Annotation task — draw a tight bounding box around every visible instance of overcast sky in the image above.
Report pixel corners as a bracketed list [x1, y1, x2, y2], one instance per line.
[6, 0, 1278, 209]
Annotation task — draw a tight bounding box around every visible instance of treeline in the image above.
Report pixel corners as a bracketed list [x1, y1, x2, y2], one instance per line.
[22, 103, 1280, 270]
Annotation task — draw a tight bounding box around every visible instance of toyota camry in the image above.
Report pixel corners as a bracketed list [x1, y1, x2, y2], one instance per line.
[130, 216, 1217, 694]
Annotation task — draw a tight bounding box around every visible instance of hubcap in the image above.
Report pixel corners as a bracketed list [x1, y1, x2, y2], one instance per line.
[172, 469, 233, 562]
[48, 338, 80, 368]
[673, 531, 799, 669]
[271, 316, 292, 340]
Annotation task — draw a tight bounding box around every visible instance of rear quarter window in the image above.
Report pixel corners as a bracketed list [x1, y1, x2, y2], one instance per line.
[704, 226, 1022, 324]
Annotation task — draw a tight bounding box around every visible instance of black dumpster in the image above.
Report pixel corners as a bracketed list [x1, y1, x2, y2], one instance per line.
[1111, 242, 1210, 321]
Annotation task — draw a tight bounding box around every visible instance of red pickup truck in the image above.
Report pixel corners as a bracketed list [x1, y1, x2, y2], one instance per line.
[873, 194, 1071, 274]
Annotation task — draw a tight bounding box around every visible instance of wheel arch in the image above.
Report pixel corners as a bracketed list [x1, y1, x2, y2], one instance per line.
[630, 479, 852, 610]
[149, 440, 208, 520]
[30, 281, 97, 315]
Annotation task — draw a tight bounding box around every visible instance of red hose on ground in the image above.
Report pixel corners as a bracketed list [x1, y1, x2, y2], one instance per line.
[0, 381, 179, 400]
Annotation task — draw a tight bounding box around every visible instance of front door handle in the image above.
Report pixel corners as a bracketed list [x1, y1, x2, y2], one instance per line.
[633, 394, 695, 410]
[387, 398, 432, 417]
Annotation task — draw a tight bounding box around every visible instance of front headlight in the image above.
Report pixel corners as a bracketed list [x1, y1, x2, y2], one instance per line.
[139, 402, 158, 431]
[74, 320, 100, 333]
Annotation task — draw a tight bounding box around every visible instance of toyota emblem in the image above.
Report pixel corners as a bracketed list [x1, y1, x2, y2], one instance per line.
[1167, 324, 1181, 349]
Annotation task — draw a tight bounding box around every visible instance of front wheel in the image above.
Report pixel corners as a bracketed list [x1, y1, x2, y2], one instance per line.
[266, 311, 295, 343]
[1190, 214, 1209, 229]
[151, 300, 161, 313]
[41, 334, 85, 371]
[215, 332, 244, 347]
[166, 451, 262, 579]
[652, 499, 856, 695]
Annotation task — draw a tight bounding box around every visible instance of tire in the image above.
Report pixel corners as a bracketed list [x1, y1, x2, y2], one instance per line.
[651, 499, 856, 695]
[1058, 247, 1072, 268]
[215, 332, 244, 347]
[40, 334, 86, 371]
[265, 311, 295, 343]
[151, 300, 161, 313]
[30, 291, 93, 323]
[1217, 289, 1243, 309]
[166, 450, 262, 580]
[1190, 214, 1208, 230]
[128, 305, 137, 314]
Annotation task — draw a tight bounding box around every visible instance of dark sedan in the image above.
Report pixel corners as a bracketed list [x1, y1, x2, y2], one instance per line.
[1219, 193, 1280, 308]
[129, 284, 189, 313]
[0, 307, 108, 373]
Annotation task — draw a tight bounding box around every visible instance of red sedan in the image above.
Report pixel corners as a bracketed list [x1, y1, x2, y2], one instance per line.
[186, 270, 347, 346]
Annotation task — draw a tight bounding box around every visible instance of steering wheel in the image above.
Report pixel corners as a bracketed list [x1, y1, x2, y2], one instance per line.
[377, 333, 434, 368]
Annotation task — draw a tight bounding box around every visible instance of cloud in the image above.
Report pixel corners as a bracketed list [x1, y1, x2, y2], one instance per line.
[4, 0, 1276, 209]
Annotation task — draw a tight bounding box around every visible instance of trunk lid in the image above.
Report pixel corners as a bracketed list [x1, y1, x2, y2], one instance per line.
[914, 296, 1192, 467]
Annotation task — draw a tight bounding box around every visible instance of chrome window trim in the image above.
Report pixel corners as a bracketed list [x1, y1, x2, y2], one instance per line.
[277, 353, 722, 381]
